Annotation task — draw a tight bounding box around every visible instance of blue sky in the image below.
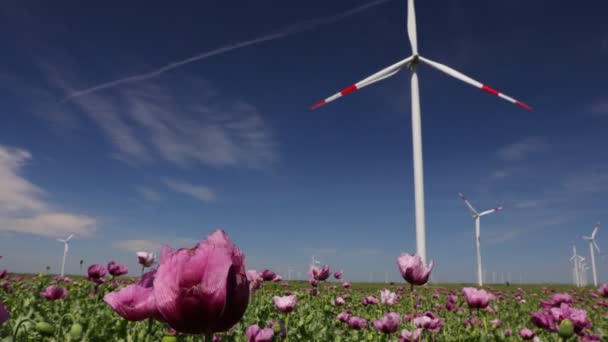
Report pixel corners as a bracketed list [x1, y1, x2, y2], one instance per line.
[0, 0, 607, 284]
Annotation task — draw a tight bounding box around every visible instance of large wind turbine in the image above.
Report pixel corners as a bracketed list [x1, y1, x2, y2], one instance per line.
[57, 234, 75, 277]
[582, 223, 600, 286]
[310, 0, 532, 264]
[458, 192, 502, 286]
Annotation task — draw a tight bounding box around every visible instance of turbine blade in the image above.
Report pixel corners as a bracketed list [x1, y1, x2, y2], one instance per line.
[592, 225, 599, 239]
[310, 56, 413, 110]
[418, 56, 532, 111]
[458, 192, 479, 215]
[479, 206, 502, 216]
[582, 236, 591, 240]
[593, 241, 600, 253]
[66, 234, 75, 241]
[407, 0, 418, 55]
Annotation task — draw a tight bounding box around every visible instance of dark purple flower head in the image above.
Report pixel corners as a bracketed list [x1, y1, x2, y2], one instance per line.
[136, 252, 155, 267]
[343, 281, 351, 288]
[399, 328, 422, 342]
[104, 270, 161, 322]
[414, 311, 444, 333]
[247, 270, 262, 291]
[87, 264, 107, 284]
[531, 310, 557, 332]
[337, 310, 352, 323]
[347, 316, 368, 330]
[397, 253, 434, 286]
[334, 296, 346, 306]
[107, 261, 129, 277]
[0, 300, 8, 325]
[309, 278, 319, 287]
[273, 295, 297, 313]
[152, 229, 250, 335]
[246, 324, 274, 342]
[334, 271, 343, 279]
[40, 285, 68, 301]
[462, 288, 491, 309]
[310, 265, 330, 281]
[447, 295, 458, 303]
[0, 270, 7, 279]
[519, 328, 535, 340]
[309, 288, 318, 296]
[260, 269, 276, 281]
[362, 296, 378, 306]
[598, 284, 608, 298]
[374, 312, 401, 334]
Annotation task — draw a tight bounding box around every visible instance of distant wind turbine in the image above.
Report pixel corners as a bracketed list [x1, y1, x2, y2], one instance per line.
[310, 0, 532, 265]
[458, 192, 502, 286]
[570, 242, 583, 287]
[57, 234, 75, 277]
[581, 222, 600, 286]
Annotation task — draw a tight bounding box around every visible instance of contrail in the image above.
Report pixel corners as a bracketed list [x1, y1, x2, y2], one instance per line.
[63, 0, 395, 101]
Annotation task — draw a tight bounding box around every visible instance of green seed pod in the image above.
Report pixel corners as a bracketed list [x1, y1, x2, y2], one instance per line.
[69, 323, 83, 339]
[161, 336, 178, 342]
[35, 321, 54, 336]
[558, 319, 574, 338]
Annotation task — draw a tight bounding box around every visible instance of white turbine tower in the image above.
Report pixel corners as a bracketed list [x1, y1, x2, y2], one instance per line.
[310, 0, 532, 265]
[570, 242, 582, 287]
[57, 234, 75, 277]
[581, 223, 600, 286]
[458, 192, 502, 286]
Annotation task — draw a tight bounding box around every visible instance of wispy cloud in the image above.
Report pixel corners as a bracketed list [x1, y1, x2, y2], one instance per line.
[62, 0, 395, 101]
[164, 179, 215, 203]
[135, 186, 162, 202]
[37, 63, 278, 169]
[0, 145, 96, 237]
[489, 170, 509, 180]
[498, 137, 549, 161]
[562, 166, 608, 193]
[590, 99, 608, 116]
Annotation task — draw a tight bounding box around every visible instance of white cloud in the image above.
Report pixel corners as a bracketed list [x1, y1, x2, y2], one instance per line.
[135, 186, 162, 202]
[0, 145, 96, 237]
[113, 237, 199, 253]
[590, 99, 608, 116]
[562, 167, 608, 193]
[164, 179, 215, 202]
[498, 137, 549, 161]
[489, 170, 509, 180]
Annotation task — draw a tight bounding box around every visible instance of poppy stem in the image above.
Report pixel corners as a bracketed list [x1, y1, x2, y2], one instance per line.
[13, 318, 35, 341]
[285, 313, 290, 342]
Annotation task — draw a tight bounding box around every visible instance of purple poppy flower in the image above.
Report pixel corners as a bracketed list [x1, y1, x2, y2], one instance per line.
[0, 270, 7, 279]
[104, 270, 160, 321]
[0, 300, 8, 325]
[362, 296, 378, 306]
[448, 295, 458, 303]
[541, 293, 573, 308]
[247, 270, 262, 291]
[531, 309, 557, 332]
[490, 319, 502, 328]
[399, 328, 422, 342]
[107, 261, 129, 277]
[347, 316, 368, 330]
[40, 285, 68, 301]
[334, 271, 343, 279]
[462, 287, 491, 309]
[87, 264, 107, 284]
[374, 312, 401, 334]
[334, 297, 346, 306]
[397, 253, 434, 286]
[271, 274, 282, 282]
[310, 265, 330, 281]
[343, 281, 351, 288]
[380, 289, 398, 305]
[504, 328, 512, 337]
[246, 324, 274, 342]
[337, 310, 352, 323]
[309, 278, 319, 287]
[273, 295, 297, 313]
[598, 284, 608, 298]
[260, 269, 276, 281]
[519, 328, 535, 340]
[309, 288, 318, 296]
[137, 252, 155, 267]
[414, 311, 444, 333]
[152, 229, 250, 335]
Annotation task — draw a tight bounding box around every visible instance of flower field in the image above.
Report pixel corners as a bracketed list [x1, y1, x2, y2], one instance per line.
[1, 231, 607, 341]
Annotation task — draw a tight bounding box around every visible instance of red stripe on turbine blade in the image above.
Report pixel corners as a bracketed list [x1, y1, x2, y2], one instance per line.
[340, 84, 358, 96]
[481, 85, 500, 96]
[310, 100, 327, 110]
[515, 101, 533, 111]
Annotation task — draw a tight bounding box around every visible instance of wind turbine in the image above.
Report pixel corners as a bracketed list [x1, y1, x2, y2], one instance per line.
[570, 242, 582, 287]
[458, 192, 502, 286]
[581, 222, 600, 286]
[310, 0, 532, 265]
[57, 234, 75, 277]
